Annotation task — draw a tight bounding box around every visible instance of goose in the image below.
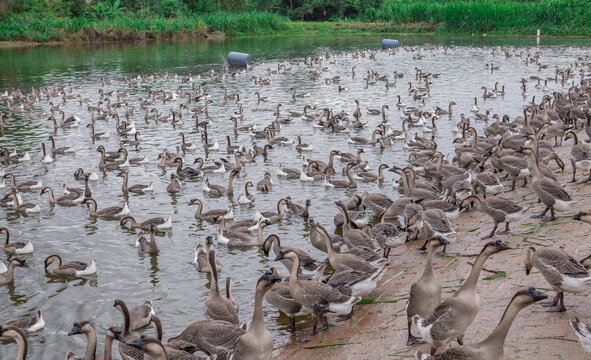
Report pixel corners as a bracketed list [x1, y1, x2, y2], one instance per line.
[265, 268, 308, 332]
[192, 235, 222, 273]
[1, 228, 34, 254]
[262, 234, 325, 281]
[174, 158, 201, 178]
[361, 191, 394, 214]
[471, 97, 479, 112]
[67, 321, 103, 360]
[217, 218, 271, 246]
[276, 163, 300, 179]
[460, 195, 523, 239]
[232, 269, 282, 360]
[74, 168, 99, 181]
[168, 318, 245, 358]
[113, 299, 147, 360]
[256, 172, 273, 192]
[117, 172, 153, 194]
[565, 131, 591, 182]
[391, 167, 441, 201]
[414, 287, 549, 360]
[313, 221, 386, 295]
[121, 215, 172, 231]
[517, 146, 574, 220]
[525, 246, 591, 312]
[3, 173, 42, 191]
[117, 148, 149, 165]
[295, 136, 313, 151]
[180, 132, 197, 151]
[3, 309, 45, 336]
[193, 157, 224, 174]
[86, 123, 109, 139]
[356, 164, 389, 181]
[570, 316, 591, 354]
[125, 300, 157, 332]
[41, 186, 83, 206]
[204, 169, 239, 196]
[406, 236, 449, 346]
[48, 135, 75, 155]
[167, 173, 182, 193]
[205, 249, 240, 324]
[396, 95, 406, 108]
[124, 335, 200, 360]
[189, 198, 232, 220]
[97, 146, 126, 170]
[134, 225, 161, 254]
[309, 218, 344, 254]
[0, 258, 28, 285]
[45, 255, 96, 276]
[365, 220, 407, 258]
[414, 240, 512, 355]
[238, 181, 255, 204]
[474, 168, 504, 198]
[121, 132, 141, 147]
[6, 194, 41, 214]
[285, 197, 311, 218]
[41, 142, 53, 163]
[274, 250, 361, 340]
[83, 198, 130, 217]
[349, 129, 381, 145]
[0, 325, 28, 360]
[408, 209, 456, 252]
[335, 201, 376, 249]
[326, 163, 357, 188]
[484, 153, 530, 191]
[333, 209, 369, 228]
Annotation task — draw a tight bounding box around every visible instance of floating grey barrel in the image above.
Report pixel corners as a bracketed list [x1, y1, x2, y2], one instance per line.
[382, 39, 400, 48]
[227, 52, 253, 67]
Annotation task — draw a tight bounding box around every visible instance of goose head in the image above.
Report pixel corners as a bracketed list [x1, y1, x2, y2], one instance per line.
[257, 268, 282, 291]
[68, 321, 93, 336]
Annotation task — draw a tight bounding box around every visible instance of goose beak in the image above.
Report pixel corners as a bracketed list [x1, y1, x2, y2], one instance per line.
[68, 323, 81, 336]
[573, 211, 582, 221]
[528, 287, 548, 302]
[495, 240, 512, 251]
[261, 246, 269, 257]
[274, 253, 284, 261]
[125, 337, 146, 349]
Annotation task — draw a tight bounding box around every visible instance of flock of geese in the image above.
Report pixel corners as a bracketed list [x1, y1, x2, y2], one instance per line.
[1, 43, 591, 360]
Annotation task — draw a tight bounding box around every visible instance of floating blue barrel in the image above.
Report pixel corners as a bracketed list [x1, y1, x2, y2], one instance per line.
[382, 39, 400, 49]
[227, 52, 252, 67]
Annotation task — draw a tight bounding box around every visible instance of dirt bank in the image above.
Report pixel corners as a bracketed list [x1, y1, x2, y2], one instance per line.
[274, 142, 591, 359]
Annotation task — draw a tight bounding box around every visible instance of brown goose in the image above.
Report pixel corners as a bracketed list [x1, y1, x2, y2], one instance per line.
[205, 249, 239, 325]
[6, 194, 41, 214]
[460, 195, 523, 239]
[3, 309, 45, 335]
[167, 173, 182, 193]
[41, 186, 84, 206]
[565, 131, 591, 182]
[406, 236, 449, 346]
[325, 163, 357, 188]
[413, 240, 512, 356]
[82, 198, 129, 217]
[188, 199, 232, 220]
[121, 215, 172, 231]
[0, 325, 28, 360]
[274, 250, 361, 340]
[415, 287, 548, 360]
[125, 335, 201, 360]
[204, 169, 239, 196]
[517, 146, 574, 220]
[525, 246, 591, 312]
[3, 173, 42, 191]
[256, 172, 273, 192]
[44, 255, 96, 276]
[174, 158, 201, 178]
[135, 224, 160, 254]
[285, 197, 311, 218]
[265, 268, 307, 332]
[113, 299, 145, 360]
[1, 227, 34, 254]
[257, 198, 287, 223]
[336, 201, 376, 249]
[192, 236, 222, 273]
[67, 321, 102, 360]
[232, 269, 282, 360]
[0, 258, 28, 285]
[262, 234, 325, 280]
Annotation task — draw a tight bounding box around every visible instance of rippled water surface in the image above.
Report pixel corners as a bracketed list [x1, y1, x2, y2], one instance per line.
[1, 34, 591, 358]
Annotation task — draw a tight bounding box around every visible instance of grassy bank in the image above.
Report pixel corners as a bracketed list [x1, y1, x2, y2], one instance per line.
[1, 0, 591, 44]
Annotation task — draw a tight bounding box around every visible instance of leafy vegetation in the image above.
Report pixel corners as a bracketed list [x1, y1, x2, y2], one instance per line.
[0, 0, 590, 42]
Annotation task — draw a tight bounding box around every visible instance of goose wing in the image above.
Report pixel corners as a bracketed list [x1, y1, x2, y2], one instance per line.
[4, 315, 36, 330]
[98, 206, 125, 216]
[423, 209, 453, 233]
[537, 249, 588, 278]
[485, 197, 523, 214]
[572, 144, 591, 161]
[301, 280, 352, 308]
[432, 346, 481, 359]
[426, 298, 464, 341]
[535, 179, 572, 201]
[61, 261, 89, 270]
[169, 320, 244, 352]
[265, 281, 303, 314]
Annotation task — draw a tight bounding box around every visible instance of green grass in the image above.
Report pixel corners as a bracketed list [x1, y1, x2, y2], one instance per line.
[367, 0, 591, 36]
[2, 1, 591, 42]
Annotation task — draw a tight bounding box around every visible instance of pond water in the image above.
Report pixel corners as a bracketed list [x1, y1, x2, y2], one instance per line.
[1, 33, 590, 358]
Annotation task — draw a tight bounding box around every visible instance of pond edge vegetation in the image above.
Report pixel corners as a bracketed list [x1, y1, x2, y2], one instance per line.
[1, 0, 591, 45]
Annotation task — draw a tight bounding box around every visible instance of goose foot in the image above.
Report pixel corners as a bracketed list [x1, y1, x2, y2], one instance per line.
[546, 306, 567, 312]
[407, 334, 422, 346]
[289, 317, 296, 332]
